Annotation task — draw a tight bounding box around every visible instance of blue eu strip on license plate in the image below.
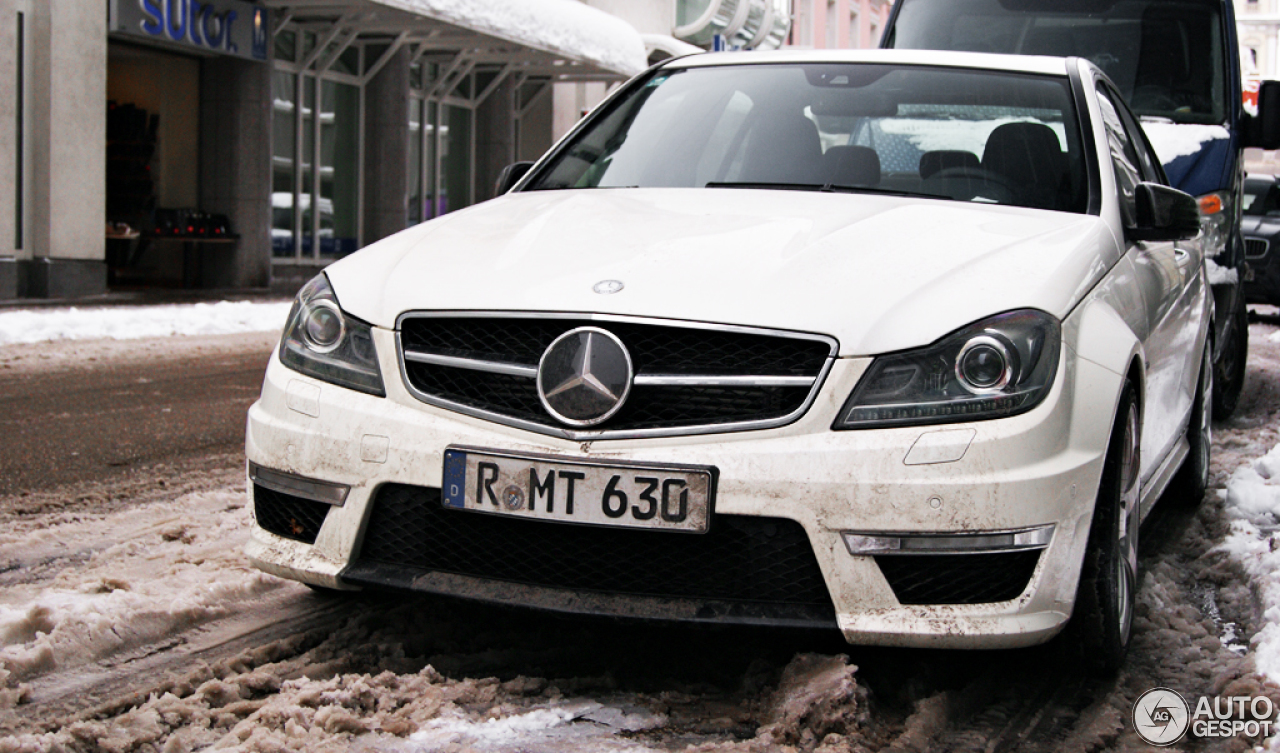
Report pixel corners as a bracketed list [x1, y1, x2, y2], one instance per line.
[442, 449, 468, 508]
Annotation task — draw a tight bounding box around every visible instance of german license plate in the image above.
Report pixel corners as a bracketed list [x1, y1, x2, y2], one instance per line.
[442, 446, 715, 533]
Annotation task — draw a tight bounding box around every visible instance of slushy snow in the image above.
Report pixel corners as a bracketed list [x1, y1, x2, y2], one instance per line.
[0, 301, 291, 345]
[1221, 442, 1280, 685]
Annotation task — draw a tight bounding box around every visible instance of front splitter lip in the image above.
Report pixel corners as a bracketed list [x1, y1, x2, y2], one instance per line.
[836, 606, 1071, 649]
[339, 561, 839, 630]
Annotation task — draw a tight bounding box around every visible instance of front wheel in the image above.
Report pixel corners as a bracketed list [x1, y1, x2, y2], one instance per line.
[1074, 381, 1141, 675]
[1213, 299, 1248, 420]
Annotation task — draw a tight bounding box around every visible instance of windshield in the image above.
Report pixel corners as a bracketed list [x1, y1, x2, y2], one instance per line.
[526, 63, 1089, 214]
[886, 0, 1227, 125]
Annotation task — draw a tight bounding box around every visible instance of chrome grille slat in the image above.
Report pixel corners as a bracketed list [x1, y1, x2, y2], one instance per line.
[395, 312, 837, 440]
[1246, 237, 1269, 259]
[632, 374, 817, 387]
[403, 350, 538, 378]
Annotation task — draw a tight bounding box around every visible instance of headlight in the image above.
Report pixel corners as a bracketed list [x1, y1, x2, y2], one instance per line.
[1198, 190, 1233, 260]
[279, 274, 385, 397]
[833, 309, 1060, 430]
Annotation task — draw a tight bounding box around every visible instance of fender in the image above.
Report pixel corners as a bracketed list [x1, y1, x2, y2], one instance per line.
[1062, 255, 1147, 462]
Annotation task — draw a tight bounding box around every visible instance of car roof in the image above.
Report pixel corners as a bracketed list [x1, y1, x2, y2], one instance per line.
[663, 48, 1075, 78]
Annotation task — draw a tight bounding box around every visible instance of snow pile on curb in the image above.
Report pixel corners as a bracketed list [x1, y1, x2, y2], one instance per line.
[0, 301, 291, 345]
[1221, 442, 1280, 682]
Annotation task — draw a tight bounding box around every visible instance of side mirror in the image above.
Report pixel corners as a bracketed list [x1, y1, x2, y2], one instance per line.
[1251, 81, 1280, 150]
[1128, 183, 1201, 242]
[495, 162, 535, 195]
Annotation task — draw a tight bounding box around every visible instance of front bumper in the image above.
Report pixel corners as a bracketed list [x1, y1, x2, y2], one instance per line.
[245, 326, 1121, 649]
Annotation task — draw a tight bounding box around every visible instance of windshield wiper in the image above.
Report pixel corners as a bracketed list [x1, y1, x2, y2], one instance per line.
[705, 181, 829, 192]
[706, 181, 949, 200]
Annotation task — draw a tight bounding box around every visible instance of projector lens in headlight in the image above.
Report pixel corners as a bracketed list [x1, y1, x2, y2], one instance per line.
[302, 300, 345, 353]
[956, 335, 1015, 393]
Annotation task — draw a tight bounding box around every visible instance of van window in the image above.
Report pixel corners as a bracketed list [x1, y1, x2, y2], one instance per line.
[887, 0, 1227, 125]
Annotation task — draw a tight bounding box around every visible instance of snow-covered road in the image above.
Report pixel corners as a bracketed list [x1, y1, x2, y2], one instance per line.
[2, 304, 1280, 751]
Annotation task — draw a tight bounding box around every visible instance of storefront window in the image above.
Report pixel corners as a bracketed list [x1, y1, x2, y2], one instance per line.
[272, 71, 296, 258]
[275, 30, 295, 63]
[272, 37, 481, 264]
[441, 104, 472, 216]
[301, 75, 316, 255]
[408, 99, 422, 225]
[319, 79, 359, 258]
[408, 99, 440, 225]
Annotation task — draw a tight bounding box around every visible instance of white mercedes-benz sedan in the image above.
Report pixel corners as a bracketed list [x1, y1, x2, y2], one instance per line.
[246, 50, 1212, 673]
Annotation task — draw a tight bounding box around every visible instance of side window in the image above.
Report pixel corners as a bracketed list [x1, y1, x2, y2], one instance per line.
[1109, 88, 1164, 185]
[1096, 84, 1143, 226]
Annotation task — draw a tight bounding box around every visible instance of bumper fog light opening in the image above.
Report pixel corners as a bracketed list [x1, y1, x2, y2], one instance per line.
[250, 462, 350, 507]
[841, 524, 1055, 556]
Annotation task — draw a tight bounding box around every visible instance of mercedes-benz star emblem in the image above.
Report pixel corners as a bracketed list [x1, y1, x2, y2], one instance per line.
[537, 327, 633, 427]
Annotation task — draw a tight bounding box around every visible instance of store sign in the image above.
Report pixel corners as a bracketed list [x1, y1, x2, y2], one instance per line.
[112, 0, 270, 62]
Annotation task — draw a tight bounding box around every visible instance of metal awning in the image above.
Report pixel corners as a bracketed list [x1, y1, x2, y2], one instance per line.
[263, 0, 648, 86]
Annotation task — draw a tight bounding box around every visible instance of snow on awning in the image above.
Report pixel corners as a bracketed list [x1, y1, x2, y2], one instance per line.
[266, 0, 648, 79]
[641, 34, 705, 63]
[378, 0, 648, 76]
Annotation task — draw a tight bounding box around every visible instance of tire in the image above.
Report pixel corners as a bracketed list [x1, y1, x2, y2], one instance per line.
[1075, 381, 1141, 676]
[1213, 298, 1248, 420]
[1172, 338, 1212, 507]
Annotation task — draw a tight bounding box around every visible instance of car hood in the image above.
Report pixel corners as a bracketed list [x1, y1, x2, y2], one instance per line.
[327, 189, 1115, 356]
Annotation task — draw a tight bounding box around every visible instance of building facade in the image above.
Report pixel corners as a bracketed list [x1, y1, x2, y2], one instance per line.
[1239, 0, 1280, 82]
[0, 0, 649, 300]
[0, 0, 890, 302]
[790, 0, 893, 50]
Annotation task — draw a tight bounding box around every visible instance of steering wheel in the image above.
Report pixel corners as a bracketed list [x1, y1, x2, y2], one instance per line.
[923, 166, 1021, 205]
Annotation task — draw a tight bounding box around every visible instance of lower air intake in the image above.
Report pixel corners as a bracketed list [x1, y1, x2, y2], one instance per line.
[874, 550, 1041, 605]
[252, 484, 330, 545]
[353, 483, 835, 615]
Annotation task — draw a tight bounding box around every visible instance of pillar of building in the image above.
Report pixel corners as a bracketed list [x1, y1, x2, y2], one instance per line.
[363, 48, 410, 245]
[0, 0, 18, 299]
[476, 76, 518, 203]
[199, 55, 273, 289]
[24, 0, 107, 298]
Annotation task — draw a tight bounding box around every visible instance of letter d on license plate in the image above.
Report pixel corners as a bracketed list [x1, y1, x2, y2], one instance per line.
[442, 446, 715, 533]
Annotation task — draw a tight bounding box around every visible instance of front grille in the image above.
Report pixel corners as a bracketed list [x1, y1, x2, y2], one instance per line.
[1246, 238, 1269, 259]
[252, 484, 331, 545]
[397, 314, 835, 439]
[353, 483, 836, 613]
[874, 551, 1041, 605]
